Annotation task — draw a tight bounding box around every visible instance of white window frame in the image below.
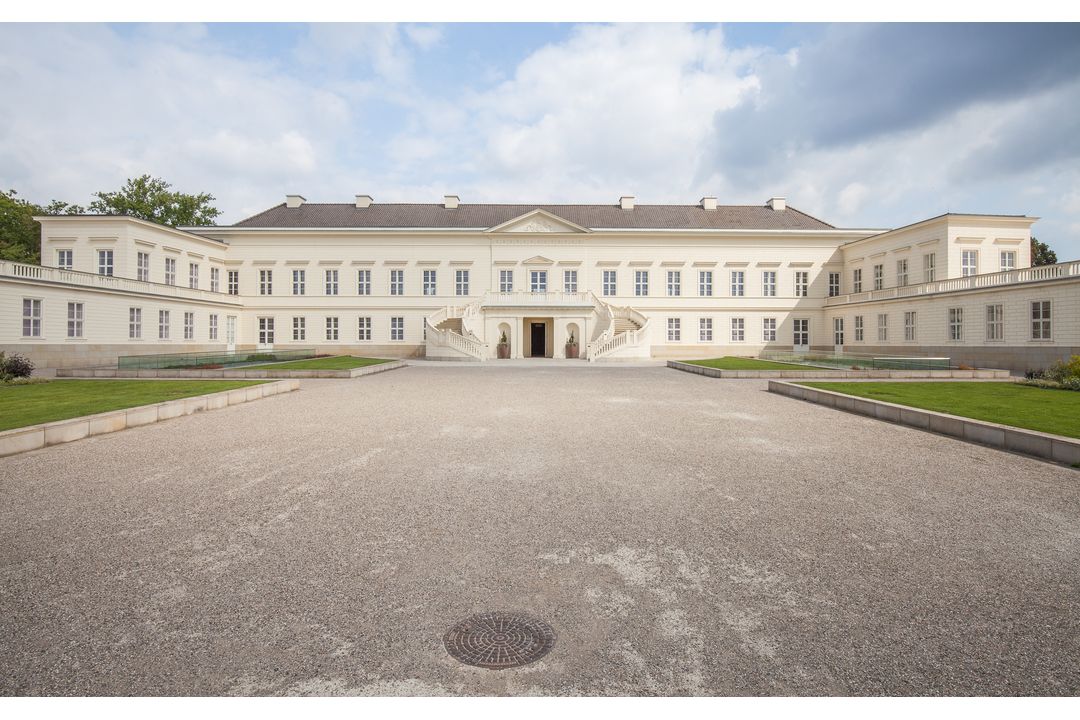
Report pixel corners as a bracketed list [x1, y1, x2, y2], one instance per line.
[985, 304, 1003, 342]
[794, 271, 808, 297]
[159, 309, 171, 340]
[209, 313, 219, 341]
[67, 302, 84, 338]
[530, 270, 547, 293]
[667, 270, 681, 297]
[762, 270, 776, 297]
[390, 316, 404, 341]
[904, 311, 917, 342]
[258, 316, 274, 345]
[873, 264, 884, 291]
[390, 269, 404, 296]
[357, 269, 371, 295]
[699, 317, 712, 342]
[423, 269, 437, 296]
[57, 249, 73, 270]
[730, 271, 744, 297]
[136, 252, 149, 281]
[896, 259, 908, 287]
[852, 268, 862, 293]
[165, 257, 176, 285]
[793, 318, 809, 348]
[854, 315, 864, 342]
[762, 317, 777, 342]
[827, 272, 840, 297]
[358, 316, 372, 341]
[292, 316, 306, 341]
[924, 253, 936, 282]
[1031, 300, 1051, 341]
[635, 270, 649, 297]
[292, 269, 306, 295]
[698, 270, 713, 297]
[210, 267, 220, 293]
[877, 313, 888, 342]
[189, 263, 199, 289]
[602, 270, 617, 296]
[563, 269, 577, 293]
[666, 317, 680, 342]
[499, 269, 513, 293]
[833, 317, 844, 346]
[961, 250, 978, 277]
[97, 249, 114, 277]
[129, 307, 142, 340]
[731, 317, 745, 342]
[184, 311, 195, 340]
[948, 307, 963, 342]
[227, 270, 239, 295]
[22, 298, 42, 337]
[455, 269, 470, 296]
[259, 269, 273, 295]
[1000, 250, 1016, 272]
[325, 316, 339, 341]
[325, 268, 339, 296]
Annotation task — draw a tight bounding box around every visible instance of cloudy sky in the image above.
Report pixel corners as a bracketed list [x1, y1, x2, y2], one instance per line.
[1, 22, 1079, 256]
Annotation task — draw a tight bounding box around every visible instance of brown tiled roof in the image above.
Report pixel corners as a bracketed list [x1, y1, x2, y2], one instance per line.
[229, 203, 835, 231]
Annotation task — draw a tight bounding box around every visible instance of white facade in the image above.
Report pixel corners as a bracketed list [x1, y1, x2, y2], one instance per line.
[1, 198, 1074, 373]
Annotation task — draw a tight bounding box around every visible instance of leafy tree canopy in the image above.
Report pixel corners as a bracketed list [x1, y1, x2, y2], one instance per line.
[1030, 236, 1057, 267]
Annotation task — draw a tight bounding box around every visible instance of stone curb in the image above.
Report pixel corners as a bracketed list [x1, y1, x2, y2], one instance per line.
[668, 360, 1011, 380]
[0, 379, 300, 458]
[55, 360, 405, 380]
[767, 380, 1080, 466]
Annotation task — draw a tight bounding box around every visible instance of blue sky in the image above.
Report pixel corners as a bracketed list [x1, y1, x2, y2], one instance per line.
[2, 22, 1079, 257]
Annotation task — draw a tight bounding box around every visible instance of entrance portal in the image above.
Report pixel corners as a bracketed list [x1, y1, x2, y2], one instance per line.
[530, 322, 547, 357]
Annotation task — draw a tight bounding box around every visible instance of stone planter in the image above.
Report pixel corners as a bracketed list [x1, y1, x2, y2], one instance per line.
[497, 343, 511, 359]
[565, 343, 579, 359]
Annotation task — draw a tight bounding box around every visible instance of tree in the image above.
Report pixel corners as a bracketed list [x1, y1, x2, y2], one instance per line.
[1030, 236, 1057, 266]
[0, 190, 82, 264]
[88, 174, 221, 227]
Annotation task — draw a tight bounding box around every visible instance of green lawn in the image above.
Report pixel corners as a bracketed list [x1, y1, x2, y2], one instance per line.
[244, 356, 391, 371]
[685, 356, 818, 370]
[0, 380, 266, 431]
[799, 381, 1080, 438]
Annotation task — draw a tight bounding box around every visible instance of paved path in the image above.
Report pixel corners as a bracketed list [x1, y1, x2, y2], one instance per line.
[1, 365, 1078, 695]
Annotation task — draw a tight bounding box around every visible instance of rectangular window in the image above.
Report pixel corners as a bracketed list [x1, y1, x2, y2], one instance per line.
[135, 252, 149, 282]
[730, 271, 745, 297]
[165, 257, 176, 285]
[210, 267, 220, 293]
[762, 271, 776, 297]
[794, 271, 808, 297]
[22, 298, 42, 337]
[896, 259, 908, 287]
[948, 308, 963, 341]
[325, 316, 339, 341]
[159, 310, 171, 340]
[854, 315, 864, 342]
[563, 269, 577, 293]
[961, 250, 978, 277]
[129, 307, 142, 339]
[667, 270, 681, 297]
[292, 316, 305, 341]
[325, 269, 339, 296]
[828, 272, 840, 297]
[390, 269, 404, 296]
[530, 270, 547, 293]
[699, 317, 712, 342]
[292, 269, 306, 295]
[357, 269, 371, 295]
[189, 263, 199, 289]
[924, 253, 936, 282]
[97, 249, 114, 276]
[873, 264, 884, 291]
[731, 317, 745, 342]
[877, 313, 888, 342]
[259, 269, 272, 295]
[390, 316, 404, 341]
[227, 270, 239, 295]
[358, 317, 372, 341]
[833, 317, 844, 346]
[904, 311, 917, 342]
[852, 268, 862, 293]
[762, 317, 777, 342]
[66, 302, 83, 338]
[423, 269, 437, 296]
[985, 304, 1003, 342]
[184, 311, 194, 340]
[258, 317, 274, 345]
[455, 269, 469, 296]
[602, 270, 617, 296]
[635, 270, 649, 297]
[793, 318, 809, 347]
[698, 270, 713, 297]
[57, 249, 73, 270]
[666, 317, 680, 342]
[1031, 301, 1051, 340]
[499, 269, 513, 293]
[1000, 250, 1016, 272]
[209, 313, 219, 341]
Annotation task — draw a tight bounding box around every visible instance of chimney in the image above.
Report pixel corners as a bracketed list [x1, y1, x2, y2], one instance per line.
[285, 194, 306, 209]
[444, 195, 460, 209]
[619, 195, 635, 210]
[700, 196, 717, 211]
[766, 197, 786, 211]
[355, 194, 373, 208]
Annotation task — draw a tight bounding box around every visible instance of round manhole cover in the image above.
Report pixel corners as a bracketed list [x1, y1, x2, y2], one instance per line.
[443, 611, 556, 669]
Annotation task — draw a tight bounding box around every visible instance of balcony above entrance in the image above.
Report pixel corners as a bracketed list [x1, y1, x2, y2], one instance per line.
[480, 291, 596, 309]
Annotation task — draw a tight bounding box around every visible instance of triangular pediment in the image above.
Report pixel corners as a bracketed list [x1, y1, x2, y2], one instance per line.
[486, 208, 591, 234]
[522, 255, 555, 266]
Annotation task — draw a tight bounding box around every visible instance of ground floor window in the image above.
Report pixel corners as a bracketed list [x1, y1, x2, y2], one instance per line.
[159, 310, 171, 340]
[184, 312, 194, 340]
[762, 317, 777, 342]
[209, 314, 219, 341]
[699, 317, 712, 342]
[358, 317, 371, 341]
[833, 317, 844, 346]
[793, 319, 808, 347]
[667, 317, 680, 341]
[22, 298, 42, 337]
[877, 313, 888, 342]
[326, 316, 339, 341]
[1031, 301, 1051, 340]
[985, 304, 1003, 342]
[129, 307, 141, 339]
[67, 302, 84, 338]
[258, 316, 274, 345]
[948, 307, 963, 341]
[904, 312, 917, 342]
[391, 316, 404, 341]
[854, 315, 864, 342]
[293, 316, 305, 341]
[731, 317, 745, 342]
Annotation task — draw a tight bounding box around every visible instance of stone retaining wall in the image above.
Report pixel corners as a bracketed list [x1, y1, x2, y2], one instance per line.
[56, 359, 406, 380]
[668, 360, 1011, 380]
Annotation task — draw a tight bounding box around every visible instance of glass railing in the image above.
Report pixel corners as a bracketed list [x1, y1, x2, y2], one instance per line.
[117, 347, 320, 370]
[760, 350, 952, 370]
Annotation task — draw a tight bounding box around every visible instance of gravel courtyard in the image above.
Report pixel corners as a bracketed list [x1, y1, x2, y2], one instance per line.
[1, 363, 1078, 696]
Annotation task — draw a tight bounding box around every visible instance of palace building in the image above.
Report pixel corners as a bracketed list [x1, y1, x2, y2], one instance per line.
[2, 193, 1077, 373]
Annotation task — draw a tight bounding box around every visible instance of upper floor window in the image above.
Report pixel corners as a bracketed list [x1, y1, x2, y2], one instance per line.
[227, 270, 239, 296]
[961, 250, 978, 277]
[634, 270, 649, 297]
[924, 253, 936, 282]
[189, 263, 199, 289]
[698, 270, 712, 297]
[455, 269, 469, 296]
[1000, 250, 1016, 272]
[896, 259, 908, 287]
[22, 298, 42, 337]
[1031, 300, 1051, 340]
[292, 269, 306, 295]
[666, 270, 681, 297]
[259, 269, 273, 295]
[136, 252, 150, 282]
[210, 267, 220, 293]
[57, 249, 73, 270]
[499, 269, 513, 293]
[530, 270, 547, 293]
[948, 307, 963, 341]
[164, 257, 176, 285]
[357, 269, 371, 295]
[794, 271, 808, 297]
[97, 249, 114, 276]
[762, 270, 776, 297]
[563, 269, 577, 293]
[873, 264, 884, 291]
[852, 268, 863, 293]
[602, 270, 617, 296]
[67, 302, 84, 338]
[423, 269, 437, 296]
[828, 272, 840, 297]
[390, 269, 404, 296]
[730, 270, 744, 297]
[325, 269, 339, 296]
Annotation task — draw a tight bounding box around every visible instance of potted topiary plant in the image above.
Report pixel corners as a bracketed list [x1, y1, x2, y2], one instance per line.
[565, 331, 579, 359]
[497, 330, 511, 359]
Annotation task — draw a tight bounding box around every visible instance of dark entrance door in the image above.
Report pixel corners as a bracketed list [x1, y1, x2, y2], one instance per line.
[530, 322, 546, 357]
